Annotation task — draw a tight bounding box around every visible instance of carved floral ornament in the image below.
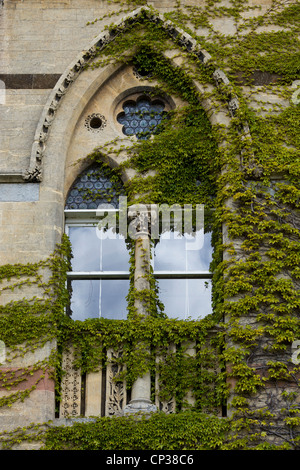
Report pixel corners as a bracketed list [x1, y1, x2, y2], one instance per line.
[24, 6, 246, 183]
[84, 113, 107, 133]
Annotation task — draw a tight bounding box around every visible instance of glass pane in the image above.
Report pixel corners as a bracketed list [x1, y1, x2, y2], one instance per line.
[70, 279, 100, 320]
[70, 279, 129, 321]
[157, 278, 212, 320]
[153, 230, 213, 272]
[101, 280, 129, 320]
[100, 231, 130, 271]
[65, 164, 124, 210]
[69, 226, 130, 272]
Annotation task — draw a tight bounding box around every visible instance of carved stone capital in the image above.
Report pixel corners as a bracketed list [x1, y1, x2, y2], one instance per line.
[128, 204, 153, 239]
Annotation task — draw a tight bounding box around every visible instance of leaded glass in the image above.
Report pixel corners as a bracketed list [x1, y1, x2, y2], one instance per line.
[65, 164, 124, 210]
[117, 95, 167, 140]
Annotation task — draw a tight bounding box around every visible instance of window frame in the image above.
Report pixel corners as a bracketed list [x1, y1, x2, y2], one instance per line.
[65, 208, 131, 320]
[65, 209, 214, 321]
[151, 229, 214, 320]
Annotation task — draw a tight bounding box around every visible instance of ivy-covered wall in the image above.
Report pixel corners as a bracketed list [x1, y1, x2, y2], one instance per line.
[0, 0, 300, 451]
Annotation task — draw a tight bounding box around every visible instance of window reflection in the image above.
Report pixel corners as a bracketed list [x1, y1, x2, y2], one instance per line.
[69, 226, 130, 272]
[153, 230, 213, 272]
[157, 279, 212, 320]
[70, 279, 129, 321]
[154, 230, 213, 320]
[67, 224, 130, 321]
[67, 223, 213, 321]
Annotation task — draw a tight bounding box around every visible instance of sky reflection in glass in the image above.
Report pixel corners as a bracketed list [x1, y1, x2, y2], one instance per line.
[68, 225, 213, 321]
[154, 230, 213, 319]
[153, 230, 213, 272]
[70, 279, 129, 321]
[69, 226, 130, 272]
[68, 225, 130, 320]
[157, 279, 212, 320]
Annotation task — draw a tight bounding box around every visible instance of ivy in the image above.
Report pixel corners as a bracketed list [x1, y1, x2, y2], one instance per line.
[0, 410, 230, 450]
[1, 0, 300, 450]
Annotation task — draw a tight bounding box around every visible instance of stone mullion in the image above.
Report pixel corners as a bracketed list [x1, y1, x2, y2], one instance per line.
[123, 204, 157, 415]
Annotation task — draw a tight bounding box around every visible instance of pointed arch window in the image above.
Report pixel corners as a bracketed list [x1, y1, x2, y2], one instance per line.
[65, 164, 130, 321]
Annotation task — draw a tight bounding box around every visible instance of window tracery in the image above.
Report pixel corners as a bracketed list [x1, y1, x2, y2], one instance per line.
[116, 95, 168, 140]
[84, 113, 107, 133]
[65, 164, 124, 210]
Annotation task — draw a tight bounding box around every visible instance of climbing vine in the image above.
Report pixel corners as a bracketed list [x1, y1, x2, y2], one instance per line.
[0, 236, 72, 409]
[0, 0, 300, 450]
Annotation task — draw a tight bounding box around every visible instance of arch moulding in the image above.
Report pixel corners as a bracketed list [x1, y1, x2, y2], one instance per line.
[23, 6, 246, 186]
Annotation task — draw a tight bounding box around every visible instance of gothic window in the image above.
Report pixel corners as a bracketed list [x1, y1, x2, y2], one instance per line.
[65, 165, 130, 321]
[65, 164, 123, 210]
[65, 166, 214, 322]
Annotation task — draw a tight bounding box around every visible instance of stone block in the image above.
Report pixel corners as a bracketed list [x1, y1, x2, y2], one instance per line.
[0, 184, 39, 202]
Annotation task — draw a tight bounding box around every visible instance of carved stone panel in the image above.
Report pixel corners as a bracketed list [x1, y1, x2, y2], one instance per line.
[155, 343, 176, 414]
[59, 346, 82, 418]
[105, 348, 127, 416]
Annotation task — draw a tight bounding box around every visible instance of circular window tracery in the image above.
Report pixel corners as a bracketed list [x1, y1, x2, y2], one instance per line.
[85, 113, 107, 133]
[116, 95, 168, 140]
[132, 65, 153, 80]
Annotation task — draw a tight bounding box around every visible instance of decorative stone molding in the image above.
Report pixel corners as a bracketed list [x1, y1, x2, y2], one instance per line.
[84, 113, 107, 133]
[59, 345, 82, 418]
[132, 65, 153, 80]
[58, 341, 220, 418]
[213, 69, 230, 87]
[122, 399, 157, 415]
[127, 203, 153, 240]
[105, 348, 127, 417]
[213, 68, 240, 117]
[59, 346, 127, 418]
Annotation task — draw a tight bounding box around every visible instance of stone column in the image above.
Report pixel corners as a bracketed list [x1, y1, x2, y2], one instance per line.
[123, 204, 157, 415]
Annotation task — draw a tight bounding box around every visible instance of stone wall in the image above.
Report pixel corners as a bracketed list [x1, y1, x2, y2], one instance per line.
[0, 0, 298, 441]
